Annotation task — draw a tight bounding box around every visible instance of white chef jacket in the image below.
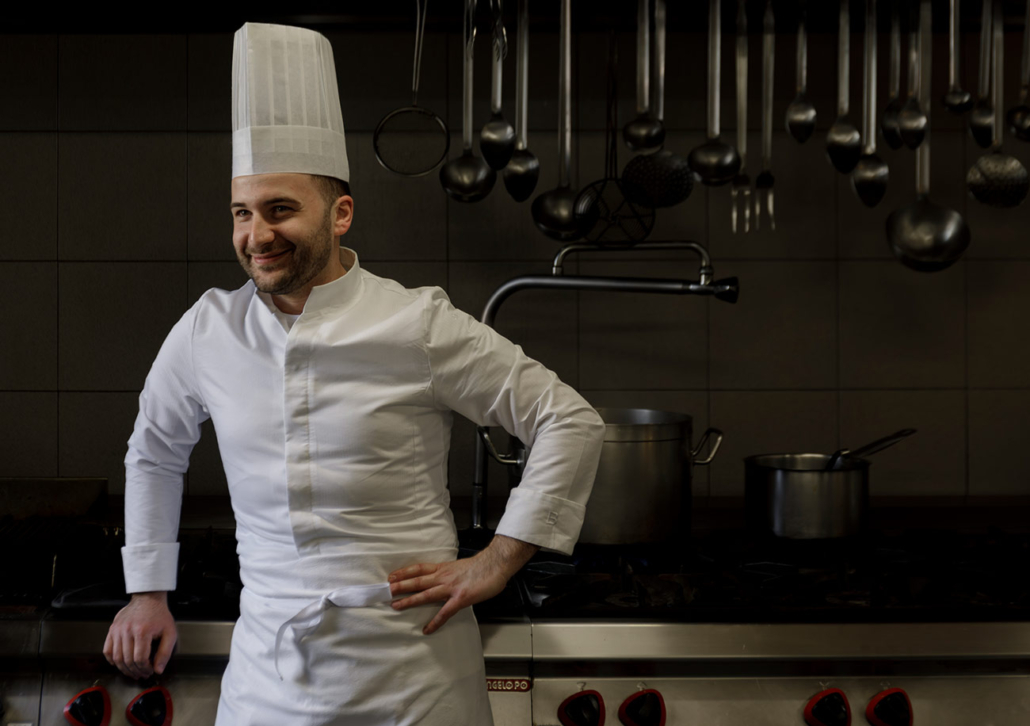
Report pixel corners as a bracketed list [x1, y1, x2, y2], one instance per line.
[121, 245, 606, 726]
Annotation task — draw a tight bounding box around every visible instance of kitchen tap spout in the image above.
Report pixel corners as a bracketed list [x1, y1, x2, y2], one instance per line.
[551, 239, 711, 276]
[469, 240, 738, 532]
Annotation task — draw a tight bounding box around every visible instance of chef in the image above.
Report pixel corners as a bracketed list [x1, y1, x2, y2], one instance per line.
[102, 20, 606, 726]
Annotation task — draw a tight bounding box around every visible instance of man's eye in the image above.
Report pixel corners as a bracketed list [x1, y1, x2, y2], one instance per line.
[233, 207, 291, 218]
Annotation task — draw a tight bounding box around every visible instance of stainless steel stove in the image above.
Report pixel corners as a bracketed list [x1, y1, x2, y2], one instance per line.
[4, 515, 1030, 725]
[509, 526, 1030, 725]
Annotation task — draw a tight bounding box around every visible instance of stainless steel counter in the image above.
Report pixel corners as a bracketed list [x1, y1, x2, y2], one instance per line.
[32, 619, 532, 661]
[21, 618, 1030, 662]
[530, 620, 1030, 660]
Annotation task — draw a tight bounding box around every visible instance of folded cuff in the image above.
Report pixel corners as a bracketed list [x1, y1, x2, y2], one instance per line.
[121, 543, 180, 593]
[494, 488, 587, 556]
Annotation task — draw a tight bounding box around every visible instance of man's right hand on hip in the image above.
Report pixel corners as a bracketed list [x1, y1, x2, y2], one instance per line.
[103, 591, 177, 679]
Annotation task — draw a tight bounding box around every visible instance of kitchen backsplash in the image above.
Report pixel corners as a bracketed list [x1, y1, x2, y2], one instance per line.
[1, 23, 1029, 504]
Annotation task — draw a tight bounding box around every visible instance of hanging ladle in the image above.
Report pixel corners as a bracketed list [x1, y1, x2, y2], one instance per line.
[480, 0, 516, 170]
[826, 0, 862, 174]
[503, 0, 540, 202]
[623, 0, 665, 151]
[440, 0, 497, 202]
[967, 0, 1029, 209]
[824, 429, 917, 471]
[969, 0, 995, 149]
[899, 2, 928, 150]
[852, 0, 888, 208]
[785, 0, 816, 144]
[880, 4, 905, 150]
[942, 0, 973, 113]
[531, 0, 582, 240]
[622, 0, 694, 208]
[1007, 0, 1030, 141]
[688, 0, 741, 186]
[887, 0, 971, 272]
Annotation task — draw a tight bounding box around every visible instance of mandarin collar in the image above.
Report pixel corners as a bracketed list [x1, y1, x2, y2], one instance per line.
[253, 246, 363, 320]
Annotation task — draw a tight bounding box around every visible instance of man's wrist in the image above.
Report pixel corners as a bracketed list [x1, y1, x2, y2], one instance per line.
[482, 534, 540, 580]
[130, 591, 169, 604]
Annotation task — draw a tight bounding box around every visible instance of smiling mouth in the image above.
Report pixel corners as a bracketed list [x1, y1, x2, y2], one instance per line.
[252, 249, 291, 265]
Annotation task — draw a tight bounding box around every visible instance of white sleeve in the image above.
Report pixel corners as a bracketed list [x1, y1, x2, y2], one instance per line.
[121, 303, 209, 593]
[422, 286, 606, 555]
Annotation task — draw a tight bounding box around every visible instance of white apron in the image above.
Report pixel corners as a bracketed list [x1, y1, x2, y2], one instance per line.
[214, 586, 492, 726]
[122, 246, 606, 725]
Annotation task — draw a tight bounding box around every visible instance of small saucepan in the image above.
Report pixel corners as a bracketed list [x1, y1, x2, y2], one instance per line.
[744, 429, 916, 539]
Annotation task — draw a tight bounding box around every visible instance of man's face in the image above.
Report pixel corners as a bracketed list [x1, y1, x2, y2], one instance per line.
[230, 174, 342, 296]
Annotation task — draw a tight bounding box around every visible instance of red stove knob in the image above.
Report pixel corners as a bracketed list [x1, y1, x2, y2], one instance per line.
[866, 688, 912, 726]
[63, 685, 111, 726]
[127, 685, 173, 726]
[618, 689, 666, 726]
[558, 690, 605, 726]
[804, 688, 851, 726]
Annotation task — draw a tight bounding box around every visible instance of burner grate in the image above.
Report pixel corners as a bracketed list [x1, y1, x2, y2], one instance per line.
[517, 527, 1030, 622]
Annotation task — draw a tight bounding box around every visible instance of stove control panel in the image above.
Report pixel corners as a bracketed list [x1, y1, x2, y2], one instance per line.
[555, 685, 667, 726]
[533, 676, 1021, 725]
[557, 690, 604, 726]
[865, 688, 912, 726]
[804, 688, 851, 726]
[617, 688, 666, 726]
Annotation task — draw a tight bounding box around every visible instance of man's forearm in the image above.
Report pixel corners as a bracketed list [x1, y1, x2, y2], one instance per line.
[478, 534, 540, 581]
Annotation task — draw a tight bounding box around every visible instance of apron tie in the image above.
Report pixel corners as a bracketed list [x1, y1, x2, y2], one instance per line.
[273, 582, 394, 680]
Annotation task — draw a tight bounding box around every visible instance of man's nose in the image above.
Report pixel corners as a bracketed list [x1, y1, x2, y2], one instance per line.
[248, 214, 275, 244]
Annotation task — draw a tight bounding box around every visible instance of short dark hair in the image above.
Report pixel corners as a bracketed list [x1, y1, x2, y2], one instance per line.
[310, 174, 351, 213]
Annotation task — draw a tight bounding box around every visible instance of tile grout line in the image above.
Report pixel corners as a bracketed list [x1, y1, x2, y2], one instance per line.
[444, 29, 450, 294]
[835, 161, 842, 452]
[56, 33, 61, 478]
[574, 28, 582, 396]
[963, 131, 970, 499]
[705, 185, 712, 497]
[185, 33, 191, 496]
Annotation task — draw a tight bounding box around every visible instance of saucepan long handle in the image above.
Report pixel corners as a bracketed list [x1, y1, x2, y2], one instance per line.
[691, 427, 724, 466]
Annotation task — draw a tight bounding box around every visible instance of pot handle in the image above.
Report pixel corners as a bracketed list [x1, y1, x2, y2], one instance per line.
[691, 427, 724, 465]
[476, 426, 526, 468]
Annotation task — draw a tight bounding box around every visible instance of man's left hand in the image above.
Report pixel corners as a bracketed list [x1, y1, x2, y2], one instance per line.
[388, 534, 539, 635]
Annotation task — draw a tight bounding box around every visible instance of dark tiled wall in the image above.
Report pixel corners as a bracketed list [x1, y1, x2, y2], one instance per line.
[2, 24, 1029, 506]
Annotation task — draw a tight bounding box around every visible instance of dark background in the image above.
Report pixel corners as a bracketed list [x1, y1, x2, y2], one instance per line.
[2, 1, 1029, 511]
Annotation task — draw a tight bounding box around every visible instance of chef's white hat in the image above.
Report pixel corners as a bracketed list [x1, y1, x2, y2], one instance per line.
[231, 22, 350, 184]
